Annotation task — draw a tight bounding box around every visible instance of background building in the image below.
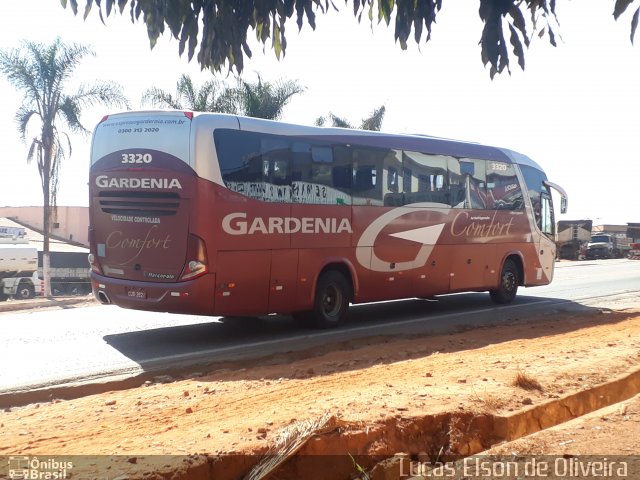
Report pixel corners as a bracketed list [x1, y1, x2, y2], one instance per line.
[0, 206, 89, 247]
[627, 223, 640, 243]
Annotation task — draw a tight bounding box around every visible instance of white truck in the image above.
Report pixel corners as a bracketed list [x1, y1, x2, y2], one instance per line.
[585, 233, 631, 259]
[0, 226, 41, 301]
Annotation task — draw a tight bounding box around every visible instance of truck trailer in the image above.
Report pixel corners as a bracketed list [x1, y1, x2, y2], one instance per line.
[38, 251, 91, 295]
[556, 220, 592, 260]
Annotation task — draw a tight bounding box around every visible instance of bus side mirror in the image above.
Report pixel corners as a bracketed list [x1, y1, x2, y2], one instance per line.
[560, 197, 567, 214]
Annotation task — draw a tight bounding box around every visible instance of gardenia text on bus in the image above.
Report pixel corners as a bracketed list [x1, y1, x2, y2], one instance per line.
[222, 212, 352, 235]
[95, 175, 182, 190]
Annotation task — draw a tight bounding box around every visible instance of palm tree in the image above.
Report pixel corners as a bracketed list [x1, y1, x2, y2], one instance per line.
[359, 105, 386, 131]
[231, 74, 305, 120]
[141, 74, 236, 113]
[315, 105, 387, 131]
[0, 38, 129, 297]
[316, 113, 352, 129]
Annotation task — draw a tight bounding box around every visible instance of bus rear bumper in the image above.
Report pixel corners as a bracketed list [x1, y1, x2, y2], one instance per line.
[90, 272, 216, 316]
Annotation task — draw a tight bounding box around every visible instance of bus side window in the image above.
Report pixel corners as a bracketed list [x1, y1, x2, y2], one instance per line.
[290, 142, 311, 182]
[448, 157, 466, 208]
[261, 138, 291, 186]
[352, 165, 373, 202]
[259, 137, 291, 202]
[352, 147, 387, 205]
[387, 167, 398, 193]
[291, 142, 351, 205]
[271, 159, 289, 185]
[403, 168, 412, 193]
[290, 141, 312, 203]
[215, 129, 264, 200]
[401, 151, 450, 205]
[486, 161, 524, 210]
[331, 146, 352, 192]
[308, 146, 335, 205]
[460, 158, 487, 209]
[382, 149, 403, 205]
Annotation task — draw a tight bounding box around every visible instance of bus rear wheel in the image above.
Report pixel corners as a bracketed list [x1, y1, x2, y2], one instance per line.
[295, 271, 351, 328]
[490, 259, 519, 304]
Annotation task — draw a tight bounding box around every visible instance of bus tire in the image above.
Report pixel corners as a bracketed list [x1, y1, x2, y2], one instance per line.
[299, 270, 352, 328]
[16, 282, 35, 300]
[0, 293, 8, 302]
[490, 259, 519, 304]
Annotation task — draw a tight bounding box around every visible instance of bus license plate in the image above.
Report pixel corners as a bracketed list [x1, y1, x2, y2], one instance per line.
[126, 287, 146, 299]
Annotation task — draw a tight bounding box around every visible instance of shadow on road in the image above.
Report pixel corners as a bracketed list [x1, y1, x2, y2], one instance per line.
[102, 292, 616, 380]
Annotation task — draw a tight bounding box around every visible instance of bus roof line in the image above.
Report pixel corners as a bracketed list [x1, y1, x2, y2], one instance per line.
[499, 148, 544, 171]
[229, 114, 513, 163]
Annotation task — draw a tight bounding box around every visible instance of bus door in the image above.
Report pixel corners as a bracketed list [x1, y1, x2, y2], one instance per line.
[536, 190, 556, 282]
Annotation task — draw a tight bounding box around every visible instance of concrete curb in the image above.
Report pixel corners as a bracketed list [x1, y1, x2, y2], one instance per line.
[0, 373, 149, 410]
[0, 296, 96, 313]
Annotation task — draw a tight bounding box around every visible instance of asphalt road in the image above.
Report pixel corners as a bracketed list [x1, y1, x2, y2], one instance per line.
[1, 259, 638, 394]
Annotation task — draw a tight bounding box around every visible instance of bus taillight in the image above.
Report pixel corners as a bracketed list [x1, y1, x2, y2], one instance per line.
[180, 234, 208, 280]
[88, 253, 102, 275]
[88, 229, 103, 275]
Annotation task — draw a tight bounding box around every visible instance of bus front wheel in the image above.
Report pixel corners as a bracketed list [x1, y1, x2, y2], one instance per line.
[295, 271, 352, 328]
[490, 259, 519, 304]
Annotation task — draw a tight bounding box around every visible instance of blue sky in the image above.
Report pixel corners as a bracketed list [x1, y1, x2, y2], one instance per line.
[1, 1, 639, 225]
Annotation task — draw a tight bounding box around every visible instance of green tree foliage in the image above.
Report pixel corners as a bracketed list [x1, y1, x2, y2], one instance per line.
[316, 113, 352, 129]
[231, 74, 305, 120]
[0, 38, 129, 296]
[141, 73, 304, 119]
[62, 1, 639, 78]
[141, 74, 236, 112]
[360, 105, 386, 131]
[316, 105, 386, 131]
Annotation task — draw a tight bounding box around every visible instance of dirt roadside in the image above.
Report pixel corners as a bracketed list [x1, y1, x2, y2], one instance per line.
[1, 304, 640, 479]
[0, 295, 96, 314]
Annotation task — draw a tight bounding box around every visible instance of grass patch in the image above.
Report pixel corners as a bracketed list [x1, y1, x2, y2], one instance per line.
[512, 371, 543, 391]
[479, 393, 509, 412]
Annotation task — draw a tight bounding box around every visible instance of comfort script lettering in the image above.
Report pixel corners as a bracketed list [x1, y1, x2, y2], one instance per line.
[106, 225, 172, 265]
[450, 211, 514, 238]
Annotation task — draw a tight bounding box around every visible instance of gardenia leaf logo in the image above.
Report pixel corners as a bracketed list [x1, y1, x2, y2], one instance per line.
[356, 204, 448, 272]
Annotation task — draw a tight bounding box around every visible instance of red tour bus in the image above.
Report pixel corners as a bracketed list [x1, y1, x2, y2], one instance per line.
[88, 111, 567, 327]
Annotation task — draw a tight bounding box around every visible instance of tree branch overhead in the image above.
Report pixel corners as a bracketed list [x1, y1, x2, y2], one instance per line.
[62, 0, 638, 77]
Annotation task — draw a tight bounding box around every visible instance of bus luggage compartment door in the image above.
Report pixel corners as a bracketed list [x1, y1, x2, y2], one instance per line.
[268, 250, 299, 314]
[449, 244, 497, 291]
[215, 250, 269, 316]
